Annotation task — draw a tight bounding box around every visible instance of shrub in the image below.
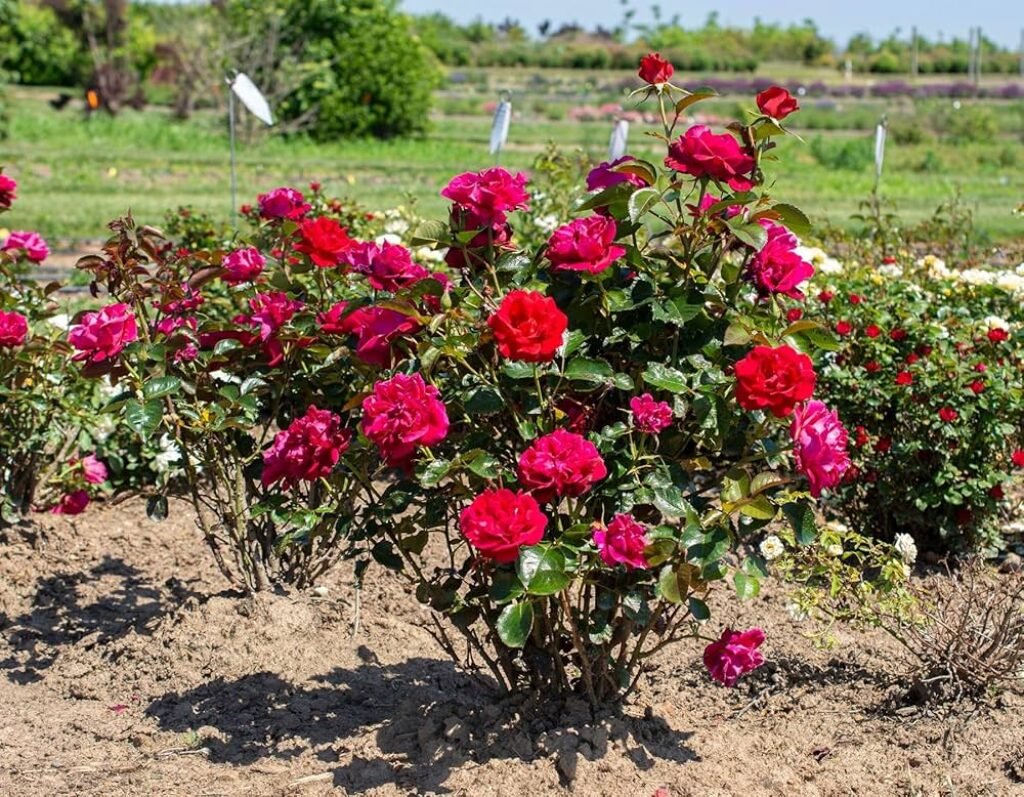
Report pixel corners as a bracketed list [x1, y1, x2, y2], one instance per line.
[809, 135, 874, 171]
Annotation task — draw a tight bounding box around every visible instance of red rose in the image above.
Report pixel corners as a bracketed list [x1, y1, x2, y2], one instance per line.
[441, 167, 530, 227]
[938, 406, 958, 423]
[988, 328, 1009, 343]
[790, 400, 850, 497]
[638, 52, 674, 85]
[247, 292, 301, 341]
[835, 320, 852, 336]
[747, 222, 814, 299]
[864, 324, 881, 339]
[586, 156, 650, 192]
[222, 247, 265, 284]
[630, 393, 674, 434]
[1012, 450, 1024, 468]
[818, 290, 834, 303]
[257, 186, 310, 220]
[3, 230, 49, 263]
[968, 380, 985, 395]
[854, 425, 870, 447]
[890, 328, 908, 341]
[51, 490, 89, 516]
[874, 437, 892, 454]
[517, 429, 607, 503]
[787, 308, 803, 322]
[906, 353, 919, 365]
[665, 125, 755, 192]
[895, 371, 913, 386]
[974, 362, 987, 373]
[546, 215, 625, 274]
[460, 488, 547, 564]
[295, 217, 355, 268]
[261, 406, 351, 488]
[756, 86, 799, 120]
[990, 484, 1005, 500]
[487, 290, 568, 362]
[68, 303, 138, 365]
[0, 310, 28, 348]
[848, 293, 862, 305]
[917, 345, 933, 357]
[734, 345, 816, 418]
[318, 302, 421, 367]
[362, 373, 449, 469]
[865, 361, 881, 374]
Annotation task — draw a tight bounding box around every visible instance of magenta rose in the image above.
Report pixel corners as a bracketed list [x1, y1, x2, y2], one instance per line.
[704, 627, 766, 687]
[361, 373, 449, 469]
[517, 429, 607, 503]
[257, 187, 310, 220]
[80, 454, 109, 485]
[342, 240, 429, 292]
[68, 303, 138, 364]
[460, 488, 547, 564]
[546, 215, 626, 275]
[441, 167, 530, 227]
[593, 513, 649, 569]
[790, 400, 851, 497]
[318, 302, 421, 367]
[261, 406, 351, 488]
[3, 230, 49, 263]
[51, 490, 90, 516]
[222, 247, 266, 284]
[630, 393, 673, 434]
[0, 310, 28, 348]
[665, 125, 755, 192]
[0, 174, 16, 211]
[747, 222, 814, 299]
[247, 292, 302, 341]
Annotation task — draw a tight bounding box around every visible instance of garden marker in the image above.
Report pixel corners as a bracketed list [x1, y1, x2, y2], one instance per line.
[609, 119, 629, 161]
[874, 115, 888, 186]
[489, 94, 511, 162]
[226, 72, 274, 227]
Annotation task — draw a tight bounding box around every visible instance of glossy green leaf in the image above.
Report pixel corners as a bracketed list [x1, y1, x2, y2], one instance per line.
[497, 601, 534, 648]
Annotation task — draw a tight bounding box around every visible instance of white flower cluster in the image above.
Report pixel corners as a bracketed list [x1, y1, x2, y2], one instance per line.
[152, 433, 183, 475]
[533, 214, 561, 234]
[795, 245, 843, 275]
[893, 533, 918, 565]
[983, 315, 1010, 331]
[877, 263, 904, 279]
[759, 534, 785, 560]
[915, 254, 1024, 296]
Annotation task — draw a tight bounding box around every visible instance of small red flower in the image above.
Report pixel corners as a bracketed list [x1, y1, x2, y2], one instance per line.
[895, 371, 913, 386]
[890, 328, 908, 342]
[988, 328, 1009, 343]
[295, 217, 355, 268]
[989, 484, 1005, 500]
[968, 380, 985, 395]
[756, 86, 800, 120]
[848, 293, 862, 305]
[487, 290, 568, 362]
[905, 353, 919, 365]
[955, 507, 973, 526]
[786, 308, 803, 322]
[974, 362, 988, 373]
[865, 324, 881, 338]
[938, 407, 959, 423]
[874, 437, 892, 454]
[865, 361, 881, 374]
[854, 425, 870, 447]
[817, 290, 834, 303]
[638, 52, 674, 84]
[917, 345, 933, 357]
[1012, 450, 1024, 468]
[835, 320, 852, 336]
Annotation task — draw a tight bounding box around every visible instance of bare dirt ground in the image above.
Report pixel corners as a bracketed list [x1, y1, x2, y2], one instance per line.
[0, 497, 1022, 797]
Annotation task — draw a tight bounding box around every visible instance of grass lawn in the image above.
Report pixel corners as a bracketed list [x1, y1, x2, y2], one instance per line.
[1, 84, 1021, 246]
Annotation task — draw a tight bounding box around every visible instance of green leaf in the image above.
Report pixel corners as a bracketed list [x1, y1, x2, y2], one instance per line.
[497, 601, 534, 648]
[674, 89, 718, 114]
[417, 458, 452, 488]
[463, 450, 500, 479]
[124, 399, 163, 441]
[564, 357, 614, 384]
[723, 323, 752, 346]
[517, 546, 570, 596]
[733, 571, 761, 600]
[145, 494, 168, 521]
[611, 158, 658, 185]
[653, 484, 692, 519]
[464, 386, 504, 415]
[409, 219, 449, 247]
[627, 187, 661, 223]
[143, 376, 181, 401]
[371, 541, 404, 570]
[240, 376, 267, 396]
[805, 327, 840, 352]
[658, 564, 684, 603]
[213, 338, 241, 356]
[642, 363, 688, 393]
[688, 596, 711, 621]
[770, 203, 812, 238]
[783, 502, 817, 546]
[728, 218, 768, 250]
[739, 494, 776, 520]
[651, 297, 702, 327]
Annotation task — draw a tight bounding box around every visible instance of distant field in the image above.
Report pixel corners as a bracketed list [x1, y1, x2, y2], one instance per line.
[1, 72, 1021, 246]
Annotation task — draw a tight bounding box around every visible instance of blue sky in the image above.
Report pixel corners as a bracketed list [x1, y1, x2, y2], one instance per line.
[398, 0, 1022, 48]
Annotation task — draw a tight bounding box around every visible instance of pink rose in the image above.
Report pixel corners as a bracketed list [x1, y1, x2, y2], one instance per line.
[69, 303, 138, 364]
[342, 241, 429, 292]
[586, 156, 650, 192]
[0, 310, 28, 347]
[257, 187, 310, 220]
[51, 490, 90, 516]
[790, 400, 851, 497]
[593, 513, 649, 569]
[517, 429, 607, 503]
[665, 125, 755, 192]
[546, 216, 626, 275]
[318, 302, 421, 367]
[222, 247, 266, 284]
[0, 174, 16, 211]
[630, 393, 673, 434]
[704, 627, 766, 687]
[441, 168, 530, 227]
[362, 373, 449, 469]
[80, 454, 108, 485]
[247, 292, 302, 341]
[3, 230, 49, 263]
[261, 406, 351, 488]
[747, 222, 814, 299]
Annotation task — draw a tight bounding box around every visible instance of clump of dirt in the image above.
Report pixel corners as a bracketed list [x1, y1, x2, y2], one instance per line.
[1, 497, 1021, 796]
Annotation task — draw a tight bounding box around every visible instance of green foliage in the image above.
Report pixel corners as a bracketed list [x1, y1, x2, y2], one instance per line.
[0, 1, 86, 86]
[809, 135, 874, 171]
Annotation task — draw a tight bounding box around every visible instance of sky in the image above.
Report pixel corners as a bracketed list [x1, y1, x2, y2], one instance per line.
[398, 0, 1023, 49]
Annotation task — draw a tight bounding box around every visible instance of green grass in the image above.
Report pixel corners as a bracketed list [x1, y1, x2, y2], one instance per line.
[1, 85, 1022, 245]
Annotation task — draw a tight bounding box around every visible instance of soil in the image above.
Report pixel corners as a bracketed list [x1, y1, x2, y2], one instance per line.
[0, 497, 1022, 797]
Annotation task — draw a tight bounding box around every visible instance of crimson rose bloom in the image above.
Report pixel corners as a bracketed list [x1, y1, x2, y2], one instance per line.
[517, 429, 607, 503]
[69, 303, 138, 364]
[988, 328, 1009, 343]
[261, 406, 351, 488]
[756, 86, 800, 120]
[487, 290, 568, 362]
[441, 167, 530, 227]
[630, 393, 673, 434]
[222, 247, 265, 284]
[318, 302, 421, 367]
[704, 627, 766, 687]
[248, 292, 302, 341]
[865, 324, 881, 339]
[593, 514, 649, 569]
[747, 222, 814, 299]
[938, 406, 959, 423]
[342, 240, 428, 292]
[459, 488, 547, 564]
[296, 217, 355, 267]
[3, 230, 49, 263]
[0, 174, 16, 210]
[257, 187, 310, 220]
[835, 320, 852, 336]
[790, 400, 851, 497]
[0, 310, 28, 348]
[665, 125, 755, 192]
[362, 373, 449, 469]
[80, 454, 109, 485]
[638, 52, 674, 84]
[734, 345, 816, 418]
[546, 215, 625, 274]
[51, 490, 90, 516]
[1013, 450, 1024, 468]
